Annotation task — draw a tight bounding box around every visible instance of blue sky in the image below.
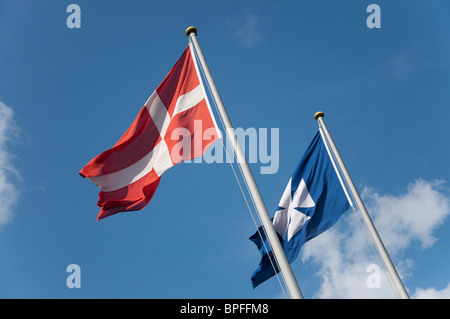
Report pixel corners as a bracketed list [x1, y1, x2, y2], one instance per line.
[0, 0, 449, 298]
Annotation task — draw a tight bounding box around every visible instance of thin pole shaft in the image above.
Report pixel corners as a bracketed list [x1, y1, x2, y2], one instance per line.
[187, 27, 303, 299]
[315, 112, 410, 299]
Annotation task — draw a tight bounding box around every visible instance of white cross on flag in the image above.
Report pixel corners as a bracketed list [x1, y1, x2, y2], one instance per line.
[80, 45, 219, 220]
[273, 178, 315, 242]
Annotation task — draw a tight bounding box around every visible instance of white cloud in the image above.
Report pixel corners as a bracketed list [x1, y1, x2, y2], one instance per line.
[413, 282, 450, 299]
[300, 179, 450, 298]
[0, 101, 19, 226]
[229, 13, 262, 48]
[363, 179, 449, 252]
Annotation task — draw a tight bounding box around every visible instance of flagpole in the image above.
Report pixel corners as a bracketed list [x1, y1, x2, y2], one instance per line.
[314, 111, 410, 299]
[186, 26, 303, 299]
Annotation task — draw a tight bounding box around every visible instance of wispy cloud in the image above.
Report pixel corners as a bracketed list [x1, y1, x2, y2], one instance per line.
[228, 13, 262, 48]
[300, 179, 450, 298]
[413, 282, 450, 299]
[362, 179, 449, 252]
[0, 101, 20, 226]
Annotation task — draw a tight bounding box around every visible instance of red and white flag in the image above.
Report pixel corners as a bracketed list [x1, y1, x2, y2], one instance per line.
[80, 45, 219, 220]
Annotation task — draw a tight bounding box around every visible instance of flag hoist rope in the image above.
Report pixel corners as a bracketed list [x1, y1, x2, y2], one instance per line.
[189, 44, 289, 299]
[188, 39, 289, 299]
[314, 111, 410, 299]
[319, 121, 400, 298]
[186, 26, 303, 299]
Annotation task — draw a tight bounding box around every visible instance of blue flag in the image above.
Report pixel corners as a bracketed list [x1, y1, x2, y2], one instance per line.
[250, 131, 351, 288]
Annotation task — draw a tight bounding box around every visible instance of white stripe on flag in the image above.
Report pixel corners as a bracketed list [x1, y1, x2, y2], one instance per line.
[146, 92, 170, 136]
[88, 140, 169, 192]
[172, 85, 205, 117]
[90, 84, 206, 193]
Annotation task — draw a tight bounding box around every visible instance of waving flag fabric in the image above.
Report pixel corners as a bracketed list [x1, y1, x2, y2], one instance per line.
[80, 45, 219, 220]
[250, 131, 351, 288]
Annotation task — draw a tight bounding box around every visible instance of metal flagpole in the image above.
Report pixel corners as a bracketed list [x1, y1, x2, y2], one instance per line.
[314, 111, 410, 299]
[186, 26, 303, 299]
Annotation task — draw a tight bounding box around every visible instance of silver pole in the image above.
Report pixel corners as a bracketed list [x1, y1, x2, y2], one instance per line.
[314, 111, 410, 299]
[186, 26, 303, 299]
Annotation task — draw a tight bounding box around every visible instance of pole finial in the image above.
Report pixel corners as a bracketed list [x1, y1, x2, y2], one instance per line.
[185, 26, 198, 37]
[314, 111, 325, 120]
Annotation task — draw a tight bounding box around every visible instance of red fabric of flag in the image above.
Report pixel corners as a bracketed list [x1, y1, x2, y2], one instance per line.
[80, 45, 219, 220]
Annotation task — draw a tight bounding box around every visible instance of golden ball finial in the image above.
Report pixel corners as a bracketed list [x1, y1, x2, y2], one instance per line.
[314, 111, 325, 120]
[185, 26, 198, 37]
